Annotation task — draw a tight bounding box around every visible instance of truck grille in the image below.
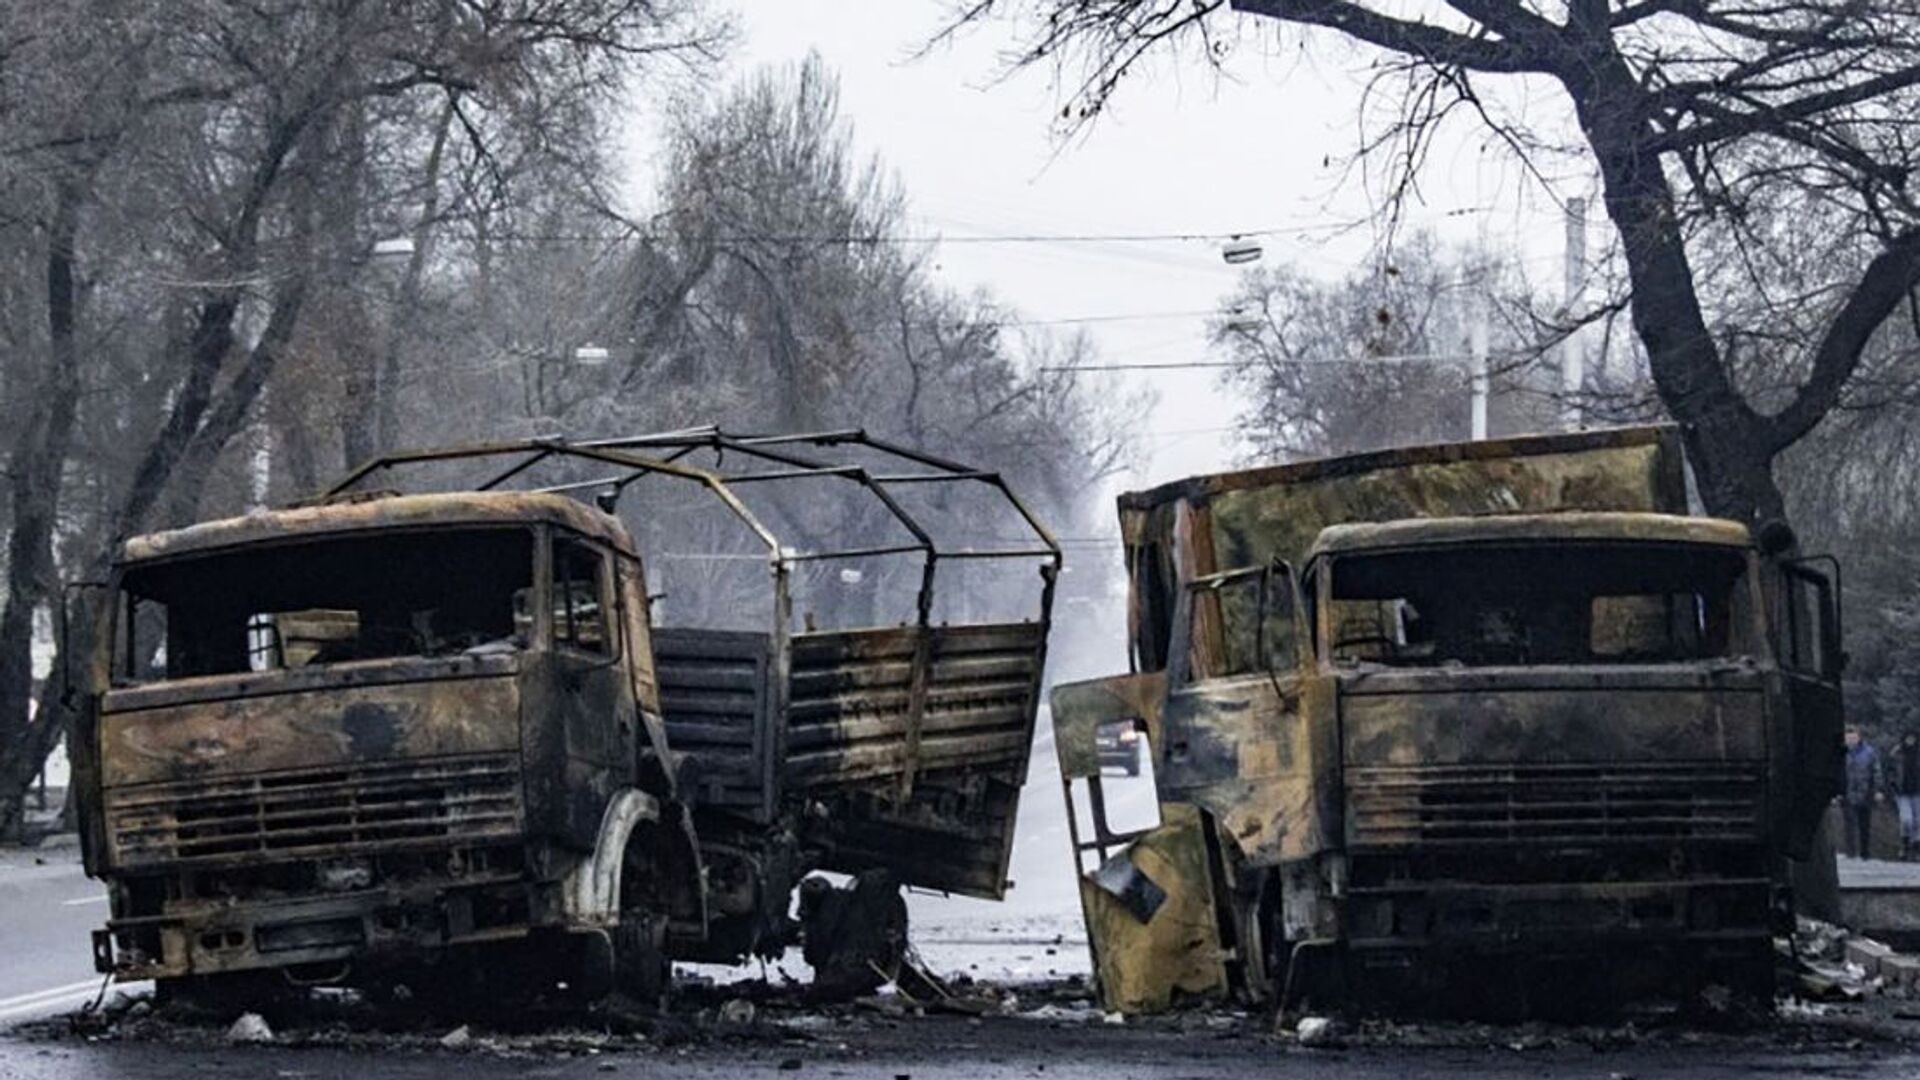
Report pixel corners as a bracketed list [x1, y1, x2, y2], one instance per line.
[1347, 763, 1763, 849]
[105, 753, 523, 866]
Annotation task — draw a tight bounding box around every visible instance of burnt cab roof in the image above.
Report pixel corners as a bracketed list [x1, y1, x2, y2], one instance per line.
[119, 491, 635, 566]
[1306, 511, 1752, 563]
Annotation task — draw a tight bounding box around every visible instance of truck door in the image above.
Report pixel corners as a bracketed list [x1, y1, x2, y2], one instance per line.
[1050, 670, 1231, 1013]
[543, 533, 638, 842]
[1158, 562, 1327, 868]
[1776, 558, 1844, 859]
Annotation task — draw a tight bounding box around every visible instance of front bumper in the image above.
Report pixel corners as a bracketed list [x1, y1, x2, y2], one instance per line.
[1341, 875, 1776, 954]
[95, 872, 548, 981]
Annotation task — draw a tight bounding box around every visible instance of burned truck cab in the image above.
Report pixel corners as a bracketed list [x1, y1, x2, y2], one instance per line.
[75, 493, 701, 996]
[1272, 515, 1835, 997]
[1052, 427, 1845, 1014]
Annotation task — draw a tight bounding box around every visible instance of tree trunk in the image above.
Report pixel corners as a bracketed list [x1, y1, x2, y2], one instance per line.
[1569, 57, 1785, 524]
[374, 99, 455, 453]
[164, 278, 311, 524]
[0, 178, 86, 837]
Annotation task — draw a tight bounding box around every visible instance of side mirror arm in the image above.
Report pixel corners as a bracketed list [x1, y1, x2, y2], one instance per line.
[59, 580, 109, 707]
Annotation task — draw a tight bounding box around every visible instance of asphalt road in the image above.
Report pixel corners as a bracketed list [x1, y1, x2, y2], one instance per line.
[14, 726, 1914, 1076]
[0, 844, 137, 1026]
[5, 1010, 1920, 1079]
[0, 719, 1133, 1020]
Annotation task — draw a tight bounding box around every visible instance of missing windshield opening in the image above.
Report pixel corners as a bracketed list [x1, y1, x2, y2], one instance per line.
[116, 528, 535, 683]
[1325, 543, 1751, 668]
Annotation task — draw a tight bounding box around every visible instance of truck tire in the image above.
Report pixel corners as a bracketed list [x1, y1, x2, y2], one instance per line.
[613, 912, 669, 1007]
[798, 870, 908, 999]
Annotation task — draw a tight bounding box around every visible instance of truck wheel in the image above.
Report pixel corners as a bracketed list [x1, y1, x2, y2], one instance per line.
[613, 913, 669, 1007]
[613, 826, 675, 1008]
[1232, 871, 1279, 1005]
[798, 870, 908, 999]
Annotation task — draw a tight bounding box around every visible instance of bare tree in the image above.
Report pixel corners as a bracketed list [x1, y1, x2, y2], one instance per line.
[944, 0, 1920, 524]
[1212, 233, 1557, 459]
[0, 0, 728, 836]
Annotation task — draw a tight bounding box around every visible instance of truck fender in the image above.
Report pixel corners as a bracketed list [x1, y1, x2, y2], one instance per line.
[562, 789, 661, 927]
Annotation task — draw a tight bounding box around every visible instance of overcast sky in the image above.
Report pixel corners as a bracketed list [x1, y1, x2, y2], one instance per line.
[619, 1, 1589, 488]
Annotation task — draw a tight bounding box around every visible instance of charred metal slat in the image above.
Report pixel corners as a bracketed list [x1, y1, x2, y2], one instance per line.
[927, 654, 1039, 681]
[113, 791, 521, 834]
[657, 690, 761, 715]
[104, 756, 519, 807]
[1347, 762, 1766, 850]
[105, 753, 522, 867]
[654, 665, 762, 690]
[144, 816, 524, 858]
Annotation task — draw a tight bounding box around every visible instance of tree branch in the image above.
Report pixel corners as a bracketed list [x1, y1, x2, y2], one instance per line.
[1768, 226, 1920, 450]
[1650, 62, 1920, 154]
[1229, 0, 1557, 73]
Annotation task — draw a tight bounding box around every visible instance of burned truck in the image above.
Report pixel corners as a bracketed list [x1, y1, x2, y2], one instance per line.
[1051, 426, 1845, 1013]
[71, 429, 1057, 1002]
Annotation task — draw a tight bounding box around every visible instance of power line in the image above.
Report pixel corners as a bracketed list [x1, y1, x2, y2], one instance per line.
[463, 220, 1363, 248]
[1042, 350, 1522, 372]
[997, 308, 1225, 328]
[1043, 360, 1239, 371]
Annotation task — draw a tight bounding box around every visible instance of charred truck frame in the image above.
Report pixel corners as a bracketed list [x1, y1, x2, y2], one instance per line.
[71, 428, 1057, 1001]
[1050, 427, 1845, 1014]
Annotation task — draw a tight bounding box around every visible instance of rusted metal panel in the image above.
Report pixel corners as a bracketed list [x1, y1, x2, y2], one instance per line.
[1049, 673, 1164, 780]
[784, 627, 917, 786]
[122, 491, 634, 564]
[99, 653, 519, 714]
[782, 623, 1043, 788]
[1120, 424, 1685, 516]
[1119, 427, 1689, 657]
[104, 753, 522, 868]
[1048, 672, 1235, 1012]
[1346, 763, 1766, 849]
[1312, 512, 1750, 558]
[1338, 682, 1768, 767]
[1159, 673, 1339, 868]
[810, 766, 1024, 897]
[1078, 804, 1229, 1013]
[100, 674, 521, 789]
[1206, 432, 1686, 577]
[916, 623, 1045, 775]
[655, 628, 773, 816]
[796, 623, 1045, 898]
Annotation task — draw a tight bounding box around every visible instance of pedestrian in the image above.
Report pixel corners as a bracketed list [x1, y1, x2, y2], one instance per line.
[1844, 725, 1886, 859]
[1896, 731, 1920, 861]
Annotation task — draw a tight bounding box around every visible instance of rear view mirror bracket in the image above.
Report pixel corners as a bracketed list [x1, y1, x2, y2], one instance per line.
[59, 580, 109, 708]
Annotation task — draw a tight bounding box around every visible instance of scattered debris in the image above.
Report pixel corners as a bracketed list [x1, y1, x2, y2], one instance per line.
[1294, 1015, 1341, 1048]
[1016, 1002, 1102, 1024]
[225, 1013, 273, 1045]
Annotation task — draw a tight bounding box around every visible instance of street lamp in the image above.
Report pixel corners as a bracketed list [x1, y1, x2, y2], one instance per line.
[370, 236, 415, 265]
[1221, 237, 1264, 265]
[1221, 307, 1263, 334]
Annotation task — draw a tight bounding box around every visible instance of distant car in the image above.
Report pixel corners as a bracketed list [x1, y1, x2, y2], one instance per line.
[1096, 720, 1143, 777]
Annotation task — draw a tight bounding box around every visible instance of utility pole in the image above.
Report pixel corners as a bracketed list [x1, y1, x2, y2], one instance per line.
[1470, 289, 1489, 441]
[1562, 197, 1588, 431]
